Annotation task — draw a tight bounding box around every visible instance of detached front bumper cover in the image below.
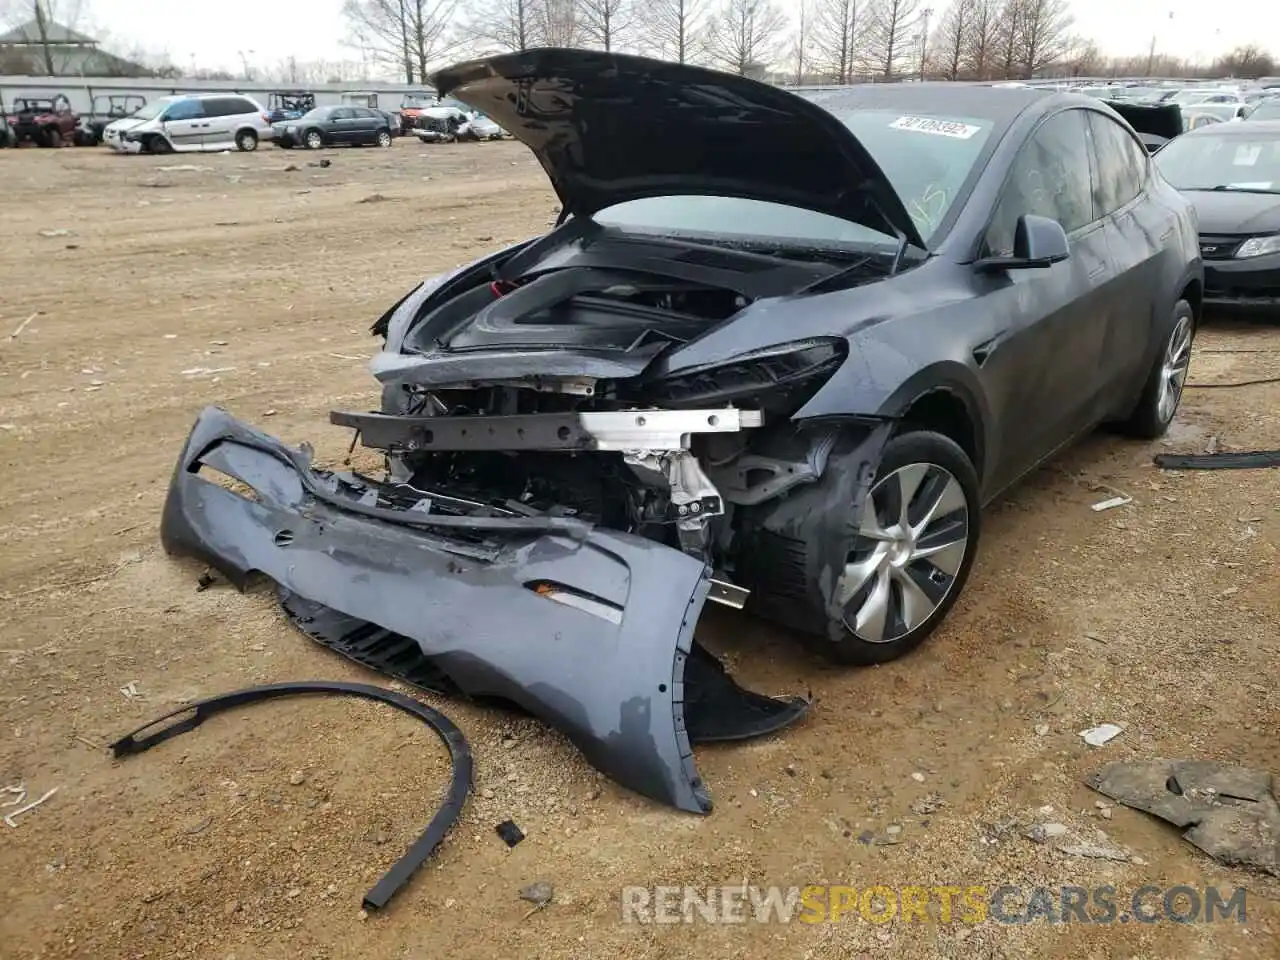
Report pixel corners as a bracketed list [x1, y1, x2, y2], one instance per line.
[161, 406, 807, 814]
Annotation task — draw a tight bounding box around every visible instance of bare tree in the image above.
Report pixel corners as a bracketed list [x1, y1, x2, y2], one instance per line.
[0, 0, 89, 75]
[1214, 44, 1275, 78]
[343, 0, 463, 83]
[1013, 0, 1070, 78]
[577, 0, 631, 49]
[704, 0, 787, 77]
[862, 0, 919, 78]
[639, 0, 705, 63]
[790, 0, 811, 83]
[460, 0, 540, 52]
[930, 0, 973, 80]
[960, 0, 996, 78]
[811, 0, 861, 83]
[993, 0, 1020, 79]
[537, 0, 579, 45]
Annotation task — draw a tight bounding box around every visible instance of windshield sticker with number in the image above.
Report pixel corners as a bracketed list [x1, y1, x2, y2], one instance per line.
[889, 115, 983, 139]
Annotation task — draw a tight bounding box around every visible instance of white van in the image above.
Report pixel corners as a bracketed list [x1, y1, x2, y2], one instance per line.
[103, 93, 273, 154]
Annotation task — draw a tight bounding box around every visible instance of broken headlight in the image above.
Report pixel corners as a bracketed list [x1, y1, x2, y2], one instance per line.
[644, 338, 847, 413]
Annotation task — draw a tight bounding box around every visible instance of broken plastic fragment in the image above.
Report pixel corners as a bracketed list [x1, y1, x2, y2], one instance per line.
[1079, 723, 1124, 746]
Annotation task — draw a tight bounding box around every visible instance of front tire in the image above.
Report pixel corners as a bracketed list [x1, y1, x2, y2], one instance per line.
[147, 134, 173, 154]
[305, 129, 323, 150]
[1120, 299, 1194, 439]
[816, 431, 980, 665]
[235, 129, 258, 152]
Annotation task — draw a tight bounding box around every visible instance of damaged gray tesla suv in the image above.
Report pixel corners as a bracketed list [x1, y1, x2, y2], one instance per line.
[161, 50, 1202, 814]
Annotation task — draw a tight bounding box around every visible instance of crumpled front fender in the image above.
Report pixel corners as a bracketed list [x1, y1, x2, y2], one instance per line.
[161, 406, 806, 813]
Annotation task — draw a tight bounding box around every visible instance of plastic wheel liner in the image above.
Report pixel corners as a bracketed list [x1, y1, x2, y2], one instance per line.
[109, 680, 472, 911]
[160, 406, 810, 814]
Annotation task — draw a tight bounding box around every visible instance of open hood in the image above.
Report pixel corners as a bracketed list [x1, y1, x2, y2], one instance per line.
[433, 48, 926, 250]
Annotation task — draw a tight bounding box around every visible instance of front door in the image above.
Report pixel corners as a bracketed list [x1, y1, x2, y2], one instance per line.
[159, 98, 207, 150]
[970, 108, 1116, 494]
[329, 108, 357, 143]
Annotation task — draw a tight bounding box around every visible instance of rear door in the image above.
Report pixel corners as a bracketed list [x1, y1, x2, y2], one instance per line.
[199, 97, 238, 149]
[973, 108, 1117, 493]
[353, 107, 379, 143]
[1087, 110, 1174, 405]
[160, 98, 207, 150]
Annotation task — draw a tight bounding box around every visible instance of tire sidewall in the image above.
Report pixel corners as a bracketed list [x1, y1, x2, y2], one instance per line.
[377, 130, 391, 148]
[821, 429, 981, 665]
[1124, 298, 1195, 438]
[236, 130, 258, 152]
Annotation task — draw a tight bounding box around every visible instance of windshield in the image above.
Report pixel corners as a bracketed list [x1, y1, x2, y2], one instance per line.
[127, 99, 169, 120]
[828, 108, 995, 241]
[595, 196, 901, 255]
[595, 108, 994, 250]
[1156, 132, 1280, 192]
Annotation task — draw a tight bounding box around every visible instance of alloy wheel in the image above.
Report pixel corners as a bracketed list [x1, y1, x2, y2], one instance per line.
[306, 131, 322, 149]
[836, 463, 970, 644]
[1157, 314, 1192, 424]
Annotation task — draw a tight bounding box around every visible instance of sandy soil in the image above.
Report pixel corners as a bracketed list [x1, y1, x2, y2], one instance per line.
[0, 139, 1277, 960]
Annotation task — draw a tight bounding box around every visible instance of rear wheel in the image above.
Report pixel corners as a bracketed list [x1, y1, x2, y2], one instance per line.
[376, 129, 392, 148]
[235, 129, 258, 152]
[817, 431, 980, 665]
[1120, 299, 1194, 439]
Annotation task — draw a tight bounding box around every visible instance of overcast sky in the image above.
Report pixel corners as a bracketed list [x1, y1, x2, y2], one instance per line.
[81, 0, 1278, 74]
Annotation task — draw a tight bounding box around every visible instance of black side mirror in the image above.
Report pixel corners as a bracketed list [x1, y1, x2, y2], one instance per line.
[977, 214, 1071, 272]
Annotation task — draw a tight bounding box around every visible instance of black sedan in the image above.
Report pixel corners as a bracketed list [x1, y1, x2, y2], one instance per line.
[1155, 120, 1280, 312]
[273, 105, 393, 149]
[159, 51, 1203, 815]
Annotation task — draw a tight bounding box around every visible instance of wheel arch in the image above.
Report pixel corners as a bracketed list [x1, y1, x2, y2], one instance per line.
[800, 358, 990, 483]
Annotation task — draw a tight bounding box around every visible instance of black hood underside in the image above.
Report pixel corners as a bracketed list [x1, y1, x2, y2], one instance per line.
[433, 48, 925, 249]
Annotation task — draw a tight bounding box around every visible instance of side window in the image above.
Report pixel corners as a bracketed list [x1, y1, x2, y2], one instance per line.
[1088, 113, 1147, 215]
[230, 98, 258, 116]
[202, 98, 232, 117]
[985, 109, 1095, 256]
[331, 108, 354, 120]
[163, 99, 204, 121]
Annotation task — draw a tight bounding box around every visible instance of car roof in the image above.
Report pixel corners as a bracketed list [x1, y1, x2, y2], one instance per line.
[1183, 119, 1280, 137]
[796, 82, 1066, 132]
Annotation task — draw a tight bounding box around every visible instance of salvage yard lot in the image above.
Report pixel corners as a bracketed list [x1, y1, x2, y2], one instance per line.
[1, 140, 1277, 959]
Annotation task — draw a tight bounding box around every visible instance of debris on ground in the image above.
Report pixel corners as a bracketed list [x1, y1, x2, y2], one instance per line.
[1091, 495, 1132, 512]
[109, 680, 473, 909]
[1079, 723, 1124, 746]
[195, 571, 217, 592]
[1086, 760, 1280, 876]
[3, 784, 58, 827]
[157, 165, 209, 173]
[119, 681, 144, 700]
[519, 881, 553, 907]
[1059, 842, 1130, 861]
[1154, 450, 1280, 471]
[496, 819, 525, 848]
[357, 193, 389, 204]
[911, 793, 947, 815]
[8, 312, 38, 340]
[38, 228, 72, 238]
[1024, 822, 1068, 844]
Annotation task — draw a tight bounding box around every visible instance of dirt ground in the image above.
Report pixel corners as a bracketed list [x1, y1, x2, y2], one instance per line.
[1, 138, 1277, 960]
